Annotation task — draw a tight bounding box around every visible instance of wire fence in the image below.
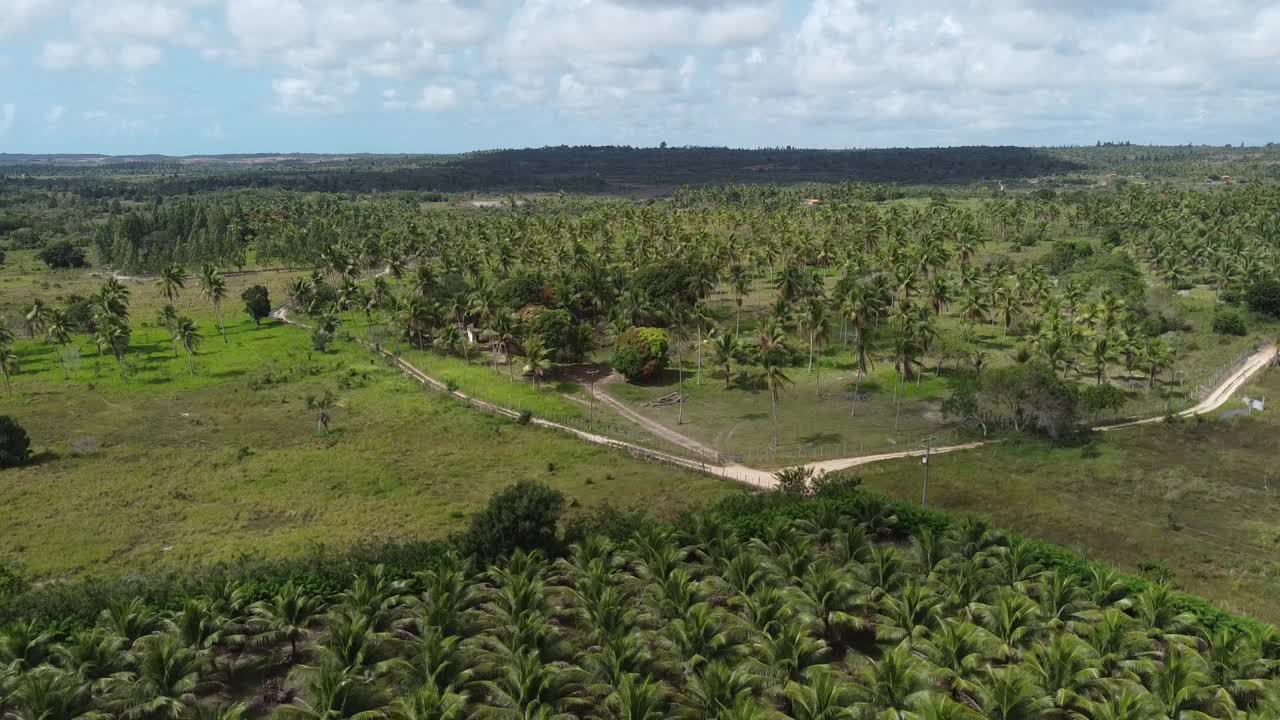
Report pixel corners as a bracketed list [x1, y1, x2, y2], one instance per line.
[1103, 340, 1268, 422]
[719, 427, 969, 468]
[287, 309, 1272, 487]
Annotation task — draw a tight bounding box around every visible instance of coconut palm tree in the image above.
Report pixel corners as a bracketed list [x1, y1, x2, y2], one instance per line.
[1142, 338, 1175, 390]
[156, 265, 186, 303]
[758, 358, 792, 450]
[176, 317, 203, 375]
[522, 339, 552, 389]
[198, 265, 229, 344]
[307, 391, 340, 433]
[102, 633, 209, 720]
[249, 582, 326, 663]
[729, 264, 753, 335]
[23, 299, 48, 339]
[710, 330, 741, 389]
[42, 308, 74, 380]
[0, 342, 18, 397]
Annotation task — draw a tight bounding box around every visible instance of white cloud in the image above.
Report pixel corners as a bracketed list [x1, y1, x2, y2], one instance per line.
[0, 0, 59, 37]
[14, 0, 1280, 145]
[272, 76, 351, 114]
[0, 104, 15, 136]
[70, 1, 189, 42]
[45, 104, 66, 125]
[382, 89, 406, 111]
[416, 85, 459, 112]
[226, 0, 310, 54]
[39, 41, 87, 70]
[117, 43, 164, 71]
[39, 40, 163, 71]
[202, 123, 226, 140]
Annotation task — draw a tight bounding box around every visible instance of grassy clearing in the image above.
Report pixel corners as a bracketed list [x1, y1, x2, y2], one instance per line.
[605, 357, 958, 466]
[0, 249, 307, 321]
[853, 367, 1280, 621]
[610, 264, 1277, 461]
[0, 308, 734, 578]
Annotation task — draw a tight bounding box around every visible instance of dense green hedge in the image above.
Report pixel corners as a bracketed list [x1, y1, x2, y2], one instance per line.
[0, 475, 1263, 637]
[695, 479, 1257, 636]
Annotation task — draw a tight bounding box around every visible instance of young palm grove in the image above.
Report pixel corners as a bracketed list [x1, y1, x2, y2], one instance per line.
[0, 481, 1277, 719]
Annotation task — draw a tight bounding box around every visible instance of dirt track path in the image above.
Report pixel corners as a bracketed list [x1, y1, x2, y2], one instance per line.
[1094, 343, 1277, 431]
[273, 307, 1277, 491]
[591, 374, 721, 458]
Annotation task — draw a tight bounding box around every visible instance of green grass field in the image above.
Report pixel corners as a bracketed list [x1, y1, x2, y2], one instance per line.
[853, 367, 1280, 621]
[0, 299, 734, 578]
[607, 261, 1277, 462]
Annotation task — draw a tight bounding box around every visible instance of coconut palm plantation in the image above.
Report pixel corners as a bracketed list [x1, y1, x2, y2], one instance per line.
[5, 3, 1280, 710]
[1, 480, 1278, 718]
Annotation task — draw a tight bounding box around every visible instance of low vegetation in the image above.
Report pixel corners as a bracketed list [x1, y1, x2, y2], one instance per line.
[0, 481, 1276, 719]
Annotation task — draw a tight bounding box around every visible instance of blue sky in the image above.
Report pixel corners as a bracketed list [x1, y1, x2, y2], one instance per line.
[1, 0, 1279, 155]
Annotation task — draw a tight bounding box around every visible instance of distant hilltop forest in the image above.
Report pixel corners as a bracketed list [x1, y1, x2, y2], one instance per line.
[2, 144, 1279, 196]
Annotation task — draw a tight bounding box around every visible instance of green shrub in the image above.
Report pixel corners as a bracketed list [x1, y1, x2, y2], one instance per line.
[520, 306, 574, 361]
[311, 328, 334, 351]
[1245, 278, 1280, 317]
[1211, 305, 1248, 336]
[241, 285, 271, 326]
[0, 416, 31, 468]
[457, 481, 566, 565]
[37, 241, 88, 269]
[612, 326, 669, 381]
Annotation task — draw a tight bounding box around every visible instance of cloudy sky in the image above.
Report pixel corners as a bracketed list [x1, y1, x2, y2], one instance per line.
[1, 0, 1278, 154]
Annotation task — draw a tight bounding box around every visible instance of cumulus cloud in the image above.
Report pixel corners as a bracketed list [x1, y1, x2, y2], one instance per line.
[272, 75, 353, 114]
[416, 85, 459, 112]
[45, 104, 66, 125]
[0, 0, 59, 37]
[39, 40, 164, 71]
[0, 104, 15, 136]
[16, 0, 1280, 145]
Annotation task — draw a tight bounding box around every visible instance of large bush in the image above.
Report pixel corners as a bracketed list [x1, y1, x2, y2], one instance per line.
[458, 481, 565, 565]
[241, 284, 272, 326]
[520, 306, 574, 361]
[0, 416, 32, 468]
[612, 326, 669, 381]
[1212, 305, 1248, 336]
[945, 363, 1079, 440]
[1245, 278, 1280, 318]
[497, 271, 550, 308]
[37, 241, 88, 269]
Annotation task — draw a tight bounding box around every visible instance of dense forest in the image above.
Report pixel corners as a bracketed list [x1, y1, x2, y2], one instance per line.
[4, 145, 1280, 198]
[3, 146, 1085, 196]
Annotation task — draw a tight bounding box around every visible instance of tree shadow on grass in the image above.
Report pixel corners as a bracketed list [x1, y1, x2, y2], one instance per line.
[209, 368, 248, 379]
[739, 412, 769, 421]
[22, 450, 61, 467]
[796, 431, 843, 445]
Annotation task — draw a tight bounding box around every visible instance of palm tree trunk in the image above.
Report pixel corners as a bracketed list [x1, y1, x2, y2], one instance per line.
[57, 347, 68, 380]
[893, 372, 903, 431]
[695, 325, 702, 385]
[216, 303, 227, 344]
[1, 368, 10, 396]
[187, 350, 196, 375]
[771, 387, 780, 448]
[815, 341, 821, 399]
[850, 368, 863, 417]
[677, 350, 685, 425]
[735, 300, 742, 335]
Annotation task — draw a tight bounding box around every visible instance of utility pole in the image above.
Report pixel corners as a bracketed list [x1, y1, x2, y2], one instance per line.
[920, 435, 935, 507]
